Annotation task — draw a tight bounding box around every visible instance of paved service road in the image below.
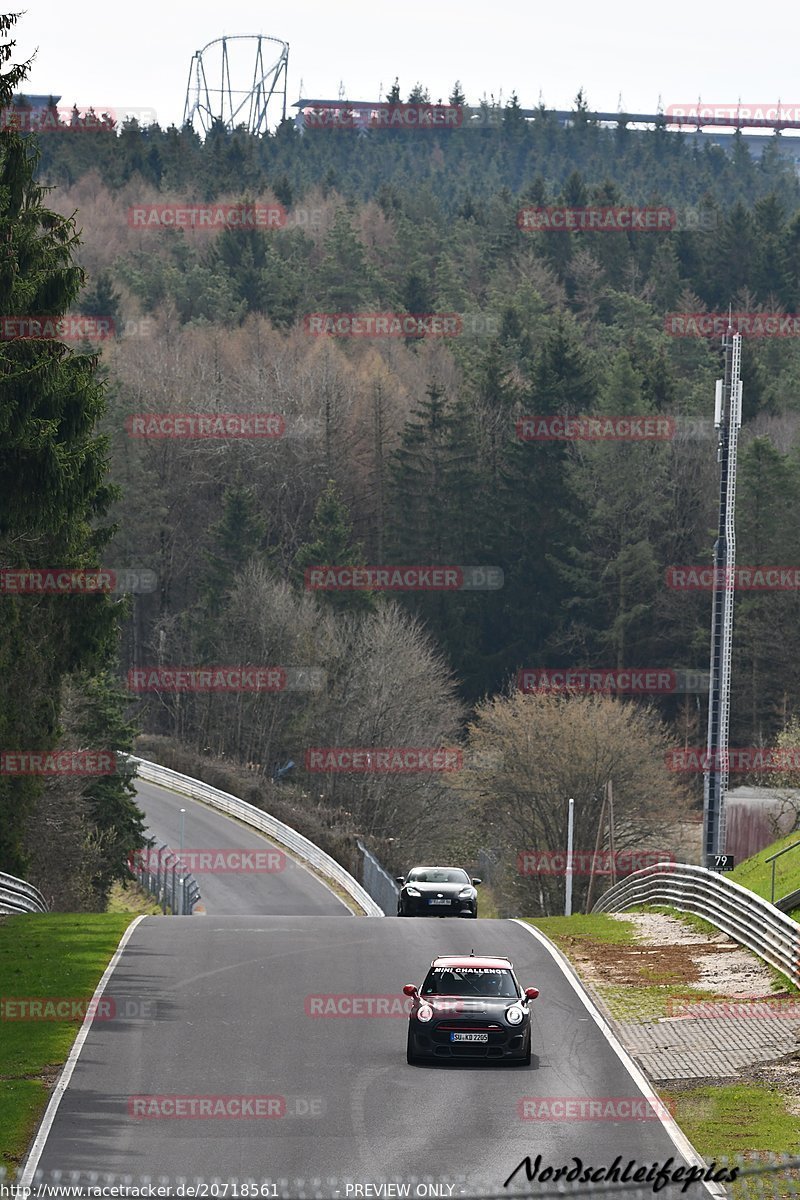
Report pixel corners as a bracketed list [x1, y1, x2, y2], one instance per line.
[133, 778, 349, 916]
[35, 916, 705, 1195]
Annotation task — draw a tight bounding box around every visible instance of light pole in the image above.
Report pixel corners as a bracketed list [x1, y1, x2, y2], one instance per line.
[178, 809, 186, 914]
[565, 797, 575, 916]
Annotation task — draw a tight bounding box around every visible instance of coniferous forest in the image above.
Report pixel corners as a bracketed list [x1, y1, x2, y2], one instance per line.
[6, 42, 800, 911]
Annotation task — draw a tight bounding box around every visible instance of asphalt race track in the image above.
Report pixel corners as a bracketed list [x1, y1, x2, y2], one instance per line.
[29, 781, 710, 1196]
[133, 778, 349, 916]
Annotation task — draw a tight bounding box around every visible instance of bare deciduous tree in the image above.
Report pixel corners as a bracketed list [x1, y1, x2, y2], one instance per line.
[452, 689, 693, 915]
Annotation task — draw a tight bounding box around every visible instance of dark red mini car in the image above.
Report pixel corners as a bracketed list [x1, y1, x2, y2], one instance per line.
[403, 953, 539, 1065]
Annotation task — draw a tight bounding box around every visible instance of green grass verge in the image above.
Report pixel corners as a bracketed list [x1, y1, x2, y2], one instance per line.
[660, 1083, 800, 1162]
[595, 984, 732, 1021]
[0, 912, 137, 1172]
[729, 832, 800, 907]
[523, 912, 640, 945]
[106, 880, 161, 916]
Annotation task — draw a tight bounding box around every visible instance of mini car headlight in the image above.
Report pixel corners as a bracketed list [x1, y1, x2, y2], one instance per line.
[506, 1005, 525, 1025]
[458, 887, 475, 898]
[406, 886, 421, 897]
[417, 1004, 434, 1022]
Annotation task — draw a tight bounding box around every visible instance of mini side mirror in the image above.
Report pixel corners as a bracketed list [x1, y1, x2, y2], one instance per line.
[402, 984, 418, 997]
[525, 987, 539, 1000]
[471, 878, 482, 886]
[395, 876, 405, 884]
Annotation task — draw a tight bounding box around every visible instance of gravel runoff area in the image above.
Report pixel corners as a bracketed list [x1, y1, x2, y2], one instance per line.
[564, 911, 800, 1100]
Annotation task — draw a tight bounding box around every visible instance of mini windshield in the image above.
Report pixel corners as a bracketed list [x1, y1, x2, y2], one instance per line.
[407, 868, 470, 885]
[421, 967, 519, 999]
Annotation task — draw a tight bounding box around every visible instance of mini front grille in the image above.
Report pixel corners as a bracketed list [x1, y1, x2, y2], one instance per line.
[435, 1023, 502, 1031]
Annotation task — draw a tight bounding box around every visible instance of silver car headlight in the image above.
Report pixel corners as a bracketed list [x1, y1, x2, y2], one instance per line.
[506, 1005, 525, 1025]
[458, 887, 475, 898]
[417, 1004, 434, 1022]
[406, 886, 421, 897]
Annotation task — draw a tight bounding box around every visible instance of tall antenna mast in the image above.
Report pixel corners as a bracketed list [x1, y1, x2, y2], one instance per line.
[704, 326, 743, 860]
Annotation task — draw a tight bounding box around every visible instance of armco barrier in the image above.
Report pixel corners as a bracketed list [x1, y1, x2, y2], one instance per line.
[776, 886, 800, 914]
[592, 862, 800, 987]
[128, 757, 383, 916]
[0, 870, 48, 914]
[357, 839, 399, 914]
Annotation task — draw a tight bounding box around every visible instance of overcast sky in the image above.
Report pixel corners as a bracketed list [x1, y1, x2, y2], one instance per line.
[15, 0, 800, 131]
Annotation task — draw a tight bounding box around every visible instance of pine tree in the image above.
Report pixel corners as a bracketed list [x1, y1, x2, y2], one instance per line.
[63, 669, 146, 904]
[494, 317, 600, 671]
[293, 480, 375, 613]
[77, 269, 122, 330]
[387, 384, 493, 695]
[0, 15, 121, 873]
[200, 480, 267, 638]
[317, 210, 380, 310]
[565, 351, 668, 667]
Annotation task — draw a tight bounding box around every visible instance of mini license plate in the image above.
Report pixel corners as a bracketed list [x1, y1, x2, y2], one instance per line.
[428, 898, 451, 905]
[451, 1032, 488, 1043]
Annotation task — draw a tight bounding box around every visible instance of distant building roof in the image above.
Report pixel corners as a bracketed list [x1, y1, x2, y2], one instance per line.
[727, 785, 800, 803]
[11, 94, 62, 108]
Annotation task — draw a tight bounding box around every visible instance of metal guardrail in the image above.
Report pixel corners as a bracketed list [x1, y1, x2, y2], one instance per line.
[129, 757, 383, 916]
[130, 843, 201, 915]
[765, 838, 800, 903]
[776, 886, 800, 914]
[0, 870, 48, 914]
[357, 840, 400, 914]
[592, 862, 800, 988]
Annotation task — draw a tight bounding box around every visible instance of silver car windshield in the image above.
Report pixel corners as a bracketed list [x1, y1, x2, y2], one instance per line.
[407, 869, 470, 885]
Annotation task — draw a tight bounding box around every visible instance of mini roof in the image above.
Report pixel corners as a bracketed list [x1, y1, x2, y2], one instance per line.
[431, 955, 513, 969]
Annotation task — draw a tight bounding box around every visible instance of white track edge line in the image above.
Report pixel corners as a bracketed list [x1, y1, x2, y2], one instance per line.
[511, 917, 727, 1198]
[20, 914, 148, 1187]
